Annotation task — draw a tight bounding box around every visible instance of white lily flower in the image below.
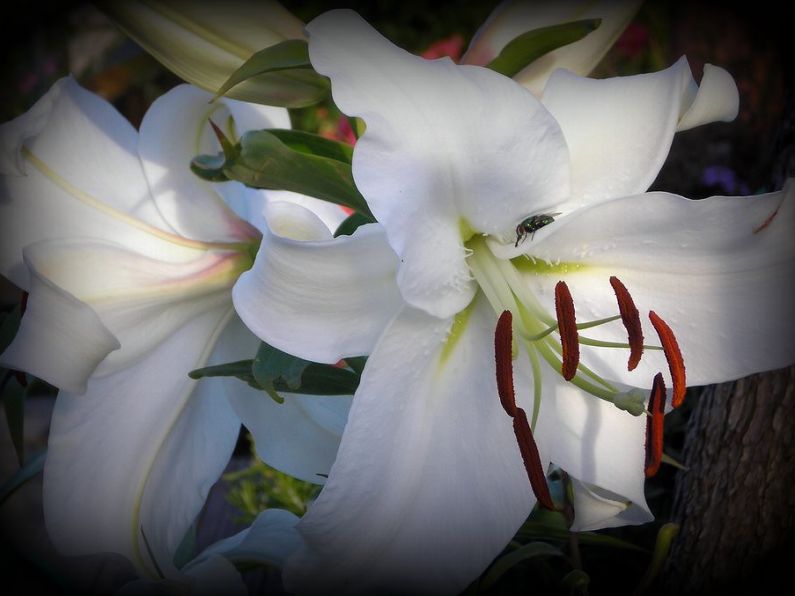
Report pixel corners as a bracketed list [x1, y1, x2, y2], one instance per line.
[232, 10, 795, 595]
[0, 78, 349, 578]
[463, 0, 643, 95]
[98, 0, 314, 105]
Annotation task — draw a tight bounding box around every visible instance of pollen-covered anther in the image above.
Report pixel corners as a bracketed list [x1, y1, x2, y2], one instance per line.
[513, 407, 554, 510]
[648, 311, 686, 408]
[609, 276, 644, 371]
[644, 372, 666, 477]
[555, 281, 579, 381]
[494, 310, 517, 417]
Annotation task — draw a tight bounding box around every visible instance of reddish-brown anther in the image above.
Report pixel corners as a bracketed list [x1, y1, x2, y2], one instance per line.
[513, 407, 554, 510]
[494, 310, 517, 417]
[644, 372, 666, 477]
[648, 311, 686, 408]
[609, 276, 644, 371]
[554, 281, 579, 381]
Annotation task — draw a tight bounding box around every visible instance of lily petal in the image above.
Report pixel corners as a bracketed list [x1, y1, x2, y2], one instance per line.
[464, 0, 642, 95]
[307, 9, 570, 319]
[138, 85, 276, 242]
[0, 77, 180, 287]
[43, 307, 239, 577]
[285, 298, 538, 596]
[520, 187, 795, 387]
[21, 239, 241, 375]
[118, 555, 247, 596]
[233, 221, 402, 364]
[211, 316, 352, 484]
[541, 57, 738, 209]
[533, 376, 651, 530]
[0, 257, 119, 394]
[188, 509, 302, 571]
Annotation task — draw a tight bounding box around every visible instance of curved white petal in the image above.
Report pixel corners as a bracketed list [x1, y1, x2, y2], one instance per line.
[569, 478, 650, 531]
[307, 9, 570, 318]
[43, 307, 239, 577]
[541, 58, 738, 210]
[0, 78, 189, 287]
[0, 76, 67, 175]
[211, 317, 352, 484]
[189, 509, 302, 570]
[138, 85, 261, 242]
[533, 377, 651, 531]
[233, 222, 402, 364]
[464, 0, 642, 94]
[0, 259, 119, 394]
[520, 186, 795, 387]
[285, 299, 538, 596]
[23, 238, 241, 375]
[677, 63, 739, 131]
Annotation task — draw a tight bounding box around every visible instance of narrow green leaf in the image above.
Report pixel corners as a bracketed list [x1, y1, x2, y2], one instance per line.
[253, 342, 310, 391]
[0, 449, 45, 506]
[222, 130, 374, 219]
[486, 19, 602, 78]
[0, 305, 22, 353]
[267, 129, 353, 163]
[334, 212, 372, 237]
[189, 360, 253, 380]
[343, 356, 367, 377]
[2, 379, 25, 465]
[173, 523, 198, 570]
[480, 542, 564, 591]
[288, 364, 359, 396]
[214, 40, 329, 105]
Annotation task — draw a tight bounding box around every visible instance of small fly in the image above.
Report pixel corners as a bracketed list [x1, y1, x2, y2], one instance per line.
[514, 213, 561, 247]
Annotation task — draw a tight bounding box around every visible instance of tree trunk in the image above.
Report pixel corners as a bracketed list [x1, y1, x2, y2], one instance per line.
[663, 368, 795, 593]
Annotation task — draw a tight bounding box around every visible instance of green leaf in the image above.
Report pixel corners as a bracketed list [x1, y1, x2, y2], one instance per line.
[0, 449, 45, 506]
[252, 341, 310, 398]
[173, 523, 198, 570]
[334, 212, 372, 237]
[480, 542, 564, 591]
[189, 348, 361, 398]
[486, 19, 602, 78]
[189, 360, 253, 381]
[2, 378, 25, 465]
[267, 129, 353, 163]
[0, 305, 22, 353]
[213, 39, 330, 106]
[291, 364, 360, 396]
[211, 130, 374, 219]
[343, 356, 367, 377]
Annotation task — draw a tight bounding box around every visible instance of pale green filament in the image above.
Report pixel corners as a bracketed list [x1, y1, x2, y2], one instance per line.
[466, 235, 652, 418]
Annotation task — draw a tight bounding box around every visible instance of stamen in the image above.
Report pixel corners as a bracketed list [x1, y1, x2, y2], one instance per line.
[609, 276, 644, 371]
[513, 407, 554, 510]
[644, 373, 666, 477]
[648, 311, 686, 408]
[554, 281, 579, 381]
[494, 310, 517, 417]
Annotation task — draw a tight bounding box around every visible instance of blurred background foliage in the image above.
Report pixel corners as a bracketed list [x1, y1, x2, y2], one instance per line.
[0, 1, 789, 594]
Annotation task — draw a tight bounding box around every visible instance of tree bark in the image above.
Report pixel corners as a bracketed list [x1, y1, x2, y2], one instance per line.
[664, 367, 795, 593]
